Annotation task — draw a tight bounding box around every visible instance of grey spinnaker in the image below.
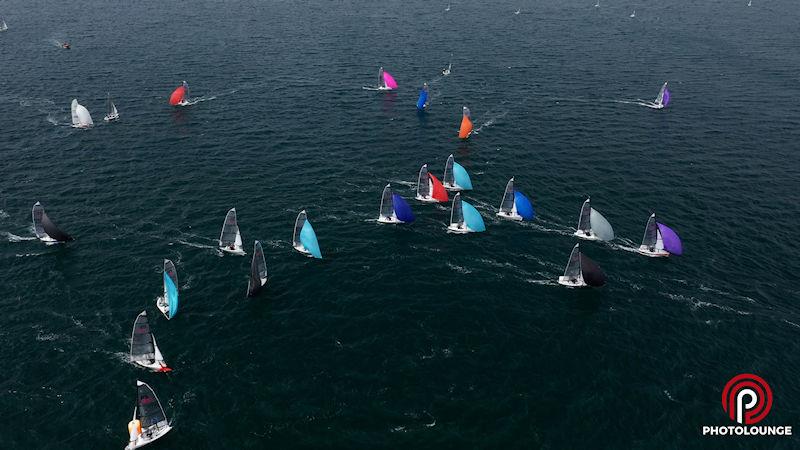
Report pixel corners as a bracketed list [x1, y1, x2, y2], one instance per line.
[580, 254, 607, 287]
[589, 208, 615, 241]
[31, 202, 73, 242]
[247, 240, 268, 297]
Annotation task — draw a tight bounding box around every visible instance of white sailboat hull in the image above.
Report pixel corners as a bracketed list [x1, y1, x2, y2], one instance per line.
[155, 296, 171, 319]
[415, 195, 439, 203]
[574, 230, 601, 241]
[447, 224, 471, 234]
[104, 113, 120, 122]
[125, 424, 172, 450]
[558, 276, 588, 288]
[444, 183, 465, 192]
[293, 244, 314, 257]
[377, 214, 403, 224]
[220, 245, 246, 256]
[497, 211, 523, 221]
[637, 245, 670, 257]
[362, 86, 393, 91]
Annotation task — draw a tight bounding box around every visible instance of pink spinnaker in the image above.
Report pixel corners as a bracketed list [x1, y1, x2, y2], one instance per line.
[382, 71, 398, 89]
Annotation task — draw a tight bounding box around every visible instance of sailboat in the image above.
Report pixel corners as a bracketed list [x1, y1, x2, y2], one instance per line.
[218, 208, 245, 255]
[557, 243, 607, 288]
[70, 99, 93, 128]
[293, 210, 322, 259]
[637, 213, 683, 257]
[574, 197, 615, 241]
[748, 0, 752, 6]
[445, 3, 451, 12]
[415, 164, 449, 203]
[447, 193, 486, 234]
[363, 67, 398, 91]
[247, 240, 268, 297]
[442, 55, 452, 76]
[416, 83, 430, 111]
[168, 81, 189, 106]
[644, 81, 671, 109]
[0, 19, 8, 31]
[496, 177, 535, 221]
[156, 260, 179, 320]
[103, 93, 120, 122]
[377, 184, 416, 224]
[129, 311, 171, 372]
[458, 106, 473, 139]
[514, 8, 521, 15]
[630, 10, 636, 18]
[125, 380, 173, 450]
[31, 202, 73, 244]
[595, 0, 600, 7]
[442, 154, 473, 191]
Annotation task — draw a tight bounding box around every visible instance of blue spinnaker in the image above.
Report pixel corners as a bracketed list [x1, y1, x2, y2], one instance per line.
[300, 220, 322, 259]
[416, 88, 428, 111]
[462, 200, 485, 232]
[514, 191, 535, 221]
[452, 162, 473, 190]
[392, 194, 415, 223]
[164, 272, 179, 318]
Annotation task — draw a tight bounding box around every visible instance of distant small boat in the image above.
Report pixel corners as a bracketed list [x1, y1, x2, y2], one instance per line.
[126, 380, 172, 450]
[62, 42, 70, 49]
[445, 3, 451, 12]
[363, 67, 397, 91]
[130, 311, 171, 373]
[442, 154, 473, 191]
[156, 260, 179, 320]
[442, 62, 451, 76]
[558, 243, 607, 288]
[574, 197, 615, 241]
[247, 240, 268, 297]
[103, 93, 120, 122]
[630, 10, 635, 18]
[416, 83, 430, 111]
[168, 81, 189, 106]
[595, 0, 600, 7]
[415, 164, 449, 203]
[644, 81, 671, 109]
[497, 177, 535, 221]
[293, 210, 322, 259]
[447, 193, 486, 234]
[378, 184, 415, 224]
[31, 201, 73, 244]
[637, 213, 683, 257]
[748, 0, 752, 6]
[458, 106, 473, 139]
[70, 99, 93, 128]
[0, 19, 8, 31]
[514, 8, 521, 15]
[219, 208, 245, 255]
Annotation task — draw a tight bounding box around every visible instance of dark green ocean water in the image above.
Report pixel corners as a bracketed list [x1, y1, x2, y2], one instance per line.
[2, 0, 799, 448]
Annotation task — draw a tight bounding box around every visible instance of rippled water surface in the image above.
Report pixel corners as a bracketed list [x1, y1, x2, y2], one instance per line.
[2, 0, 799, 448]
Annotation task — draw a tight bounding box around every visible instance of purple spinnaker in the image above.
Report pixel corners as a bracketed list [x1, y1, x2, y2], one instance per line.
[657, 223, 682, 255]
[663, 89, 671, 107]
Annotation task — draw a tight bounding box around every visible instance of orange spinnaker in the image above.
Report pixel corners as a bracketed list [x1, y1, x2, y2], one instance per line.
[429, 174, 449, 202]
[169, 86, 186, 106]
[458, 115, 473, 139]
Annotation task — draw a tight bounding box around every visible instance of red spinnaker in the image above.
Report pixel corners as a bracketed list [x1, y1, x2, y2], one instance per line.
[429, 174, 449, 202]
[169, 86, 186, 106]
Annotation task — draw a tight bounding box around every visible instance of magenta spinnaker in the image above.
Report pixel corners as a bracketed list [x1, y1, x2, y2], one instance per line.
[657, 223, 682, 255]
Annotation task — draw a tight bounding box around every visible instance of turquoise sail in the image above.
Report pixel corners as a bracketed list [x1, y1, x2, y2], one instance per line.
[164, 272, 179, 318]
[461, 200, 486, 232]
[300, 220, 322, 259]
[452, 162, 473, 190]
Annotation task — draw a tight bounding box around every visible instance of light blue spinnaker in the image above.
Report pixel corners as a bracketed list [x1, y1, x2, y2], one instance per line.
[158, 259, 179, 320]
[294, 210, 322, 259]
[452, 162, 473, 190]
[462, 200, 486, 232]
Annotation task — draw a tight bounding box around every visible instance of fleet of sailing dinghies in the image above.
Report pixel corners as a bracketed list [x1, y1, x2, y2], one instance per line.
[293, 210, 322, 259]
[377, 184, 416, 224]
[125, 380, 172, 450]
[442, 154, 473, 191]
[219, 208, 245, 255]
[364, 67, 398, 91]
[31, 201, 73, 244]
[648, 81, 671, 109]
[104, 93, 120, 122]
[497, 177, 535, 221]
[416, 83, 430, 111]
[415, 164, 449, 203]
[558, 243, 607, 288]
[70, 99, 93, 128]
[458, 106, 473, 139]
[130, 311, 171, 373]
[156, 260, 179, 320]
[447, 193, 486, 233]
[574, 197, 615, 241]
[247, 240, 268, 297]
[637, 213, 683, 257]
[168, 81, 189, 106]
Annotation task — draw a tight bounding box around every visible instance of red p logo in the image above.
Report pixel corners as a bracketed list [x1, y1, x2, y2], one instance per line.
[722, 374, 773, 425]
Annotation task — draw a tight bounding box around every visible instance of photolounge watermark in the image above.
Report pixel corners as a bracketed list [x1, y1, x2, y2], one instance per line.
[701, 373, 793, 438]
[702, 425, 792, 436]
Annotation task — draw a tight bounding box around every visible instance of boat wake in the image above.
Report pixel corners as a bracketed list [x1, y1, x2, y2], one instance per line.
[175, 239, 217, 250]
[473, 110, 508, 134]
[5, 231, 36, 242]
